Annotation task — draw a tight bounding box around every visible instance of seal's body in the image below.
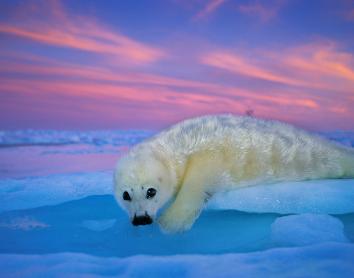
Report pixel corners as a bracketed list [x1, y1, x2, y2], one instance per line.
[114, 115, 354, 233]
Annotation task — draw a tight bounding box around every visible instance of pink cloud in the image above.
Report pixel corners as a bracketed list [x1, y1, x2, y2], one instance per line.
[2, 66, 353, 130]
[193, 0, 226, 20]
[0, 51, 322, 113]
[4, 49, 353, 131]
[283, 43, 354, 83]
[201, 51, 304, 86]
[238, 0, 286, 22]
[0, 1, 164, 65]
[0, 0, 353, 132]
[200, 41, 354, 92]
[345, 9, 354, 21]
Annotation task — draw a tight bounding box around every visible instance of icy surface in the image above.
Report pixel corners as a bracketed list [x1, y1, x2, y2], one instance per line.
[271, 214, 349, 247]
[207, 179, 354, 214]
[0, 129, 354, 277]
[81, 219, 117, 232]
[2, 171, 354, 214]
[0, 144, 121, 179]
[0, 129, 353, 147]
[320, 131, 354, 147]
[0, 195, 278, 256]
[0, 129, 153, 147]
[1, 243, 354, 278]
[0, 171, 112, 212]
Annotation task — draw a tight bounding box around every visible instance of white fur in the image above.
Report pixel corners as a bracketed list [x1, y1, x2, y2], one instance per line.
[114, 114, 354, 233]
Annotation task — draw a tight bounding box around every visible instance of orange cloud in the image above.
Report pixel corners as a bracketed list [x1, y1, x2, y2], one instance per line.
[282, 43, 354, 82]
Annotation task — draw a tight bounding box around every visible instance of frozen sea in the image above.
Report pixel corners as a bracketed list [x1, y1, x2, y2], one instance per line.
[0, 130, 354, 278]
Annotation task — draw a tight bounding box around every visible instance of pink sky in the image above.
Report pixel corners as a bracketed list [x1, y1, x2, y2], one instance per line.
[0, 0, 354, 131]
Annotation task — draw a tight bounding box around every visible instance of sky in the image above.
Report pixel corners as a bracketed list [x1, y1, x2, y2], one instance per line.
[0, 0, 353, 131]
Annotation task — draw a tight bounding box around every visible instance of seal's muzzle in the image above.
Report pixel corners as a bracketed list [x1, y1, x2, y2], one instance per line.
[132, 213, 153, 226]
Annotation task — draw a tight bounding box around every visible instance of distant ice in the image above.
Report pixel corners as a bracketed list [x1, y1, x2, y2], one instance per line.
[320, 131, 354, 147]
[271, 214, 348, 247]
[0, 145, 120, 179]
[0, 130, 153, 179]
[0, 129, 353, 148]
[0, 243, 353, 278]
[0, 130, 153, 147]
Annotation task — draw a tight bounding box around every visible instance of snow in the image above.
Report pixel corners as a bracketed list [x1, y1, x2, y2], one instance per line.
[0, 243, 353, 278]
[0, 129, 354, 277]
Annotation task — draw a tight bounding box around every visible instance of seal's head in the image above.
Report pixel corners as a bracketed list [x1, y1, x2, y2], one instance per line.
[114, 147, 175, 226]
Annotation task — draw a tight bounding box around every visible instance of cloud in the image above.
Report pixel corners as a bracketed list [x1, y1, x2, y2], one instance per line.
[0, 1, 353, 130]
[200, 41, 354, 92]
[237, 0, 286, 22]
[0, 0, 164, 65]
[344, 9, 354, 21]
[193, 0, 226, 21]
[3, 48, 346, 131]
[1, 62, 352, 130]
[201, 51, 303, 86]
[0, 50, 322, 112]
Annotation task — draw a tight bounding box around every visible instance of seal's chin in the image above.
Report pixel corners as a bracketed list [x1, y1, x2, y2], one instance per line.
[132, 213, 153, 226]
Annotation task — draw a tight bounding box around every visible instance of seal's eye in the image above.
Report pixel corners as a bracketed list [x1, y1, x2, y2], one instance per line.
[123, 191, 131, 201]
[146, 188, 157, 199]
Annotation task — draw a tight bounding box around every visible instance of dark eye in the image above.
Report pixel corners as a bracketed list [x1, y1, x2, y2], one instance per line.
[146, 188, 157, 199]
[123, 191, 131, 201]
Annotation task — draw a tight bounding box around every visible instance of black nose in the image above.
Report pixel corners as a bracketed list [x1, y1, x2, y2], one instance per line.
[132, 214, 153, 226]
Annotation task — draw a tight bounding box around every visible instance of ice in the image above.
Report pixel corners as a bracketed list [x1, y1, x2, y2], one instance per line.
[1, 129, 354, 277]
[271, 214, 349, 247]
[0, 130, 152, 147]
[81, 219, 117, 232]
[1, 194, 353, 257]
[320, 131, 354, 147]
[2, 171, 354, 215]
[207, 179, 354, 214]
[0, 129, 352, 147]
[0, 195, 278, 256]
[0, 171, 112, 212]
[0, 216, 50, 231]
[0, 242, 353, 278]
[0, 145, 120, 179]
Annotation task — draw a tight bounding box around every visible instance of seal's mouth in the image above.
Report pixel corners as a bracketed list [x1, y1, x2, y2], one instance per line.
[132, 212, 153, 226]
